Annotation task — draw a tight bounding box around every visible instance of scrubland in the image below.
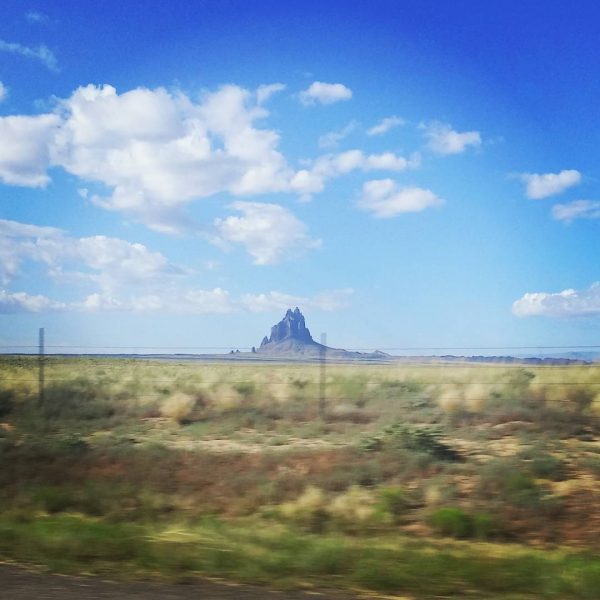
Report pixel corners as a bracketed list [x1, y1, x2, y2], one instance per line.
[1, 356, 600, 598]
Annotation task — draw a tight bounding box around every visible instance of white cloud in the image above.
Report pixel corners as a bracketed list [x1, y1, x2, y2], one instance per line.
[77, 288, 235, 314]
[318, 121, 358, 149]
[25, 11, 50, 23]
[76, 236, 184, 292]
[0, 39, 58, 71]
[72, 287, 352, 315]
[291, 150, 420, 197]
[552, 200, 600, 222]
[0, 217, 351, 315]
[363, 152, 419, 170]
[0, 218, 182, 291]
[300, 81, 352, 105]
[241, 288, 353, 312]
[0, 218, 351, 314]
[256, 83, 286, 104]
[513, 283, 600, 318]
[0, 290, 65, 313]
[422, 121, 481, 155]
[0, 82, 421, 235]
[0, 286, 354, 315]
[520, 169, 582, 199]
[357, 179, 444, 218]
[213, 202, 321, 265]
[0, 114, 60, 186]
[0, 219, 62, 284]
[367, 116, 404, 136]
[0, 84, 302, 230]
[0, 82, 7, 103]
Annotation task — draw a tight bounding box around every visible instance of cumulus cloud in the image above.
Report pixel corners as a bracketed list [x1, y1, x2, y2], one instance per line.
[0, 82, 7, 103]
[421, 121, 481, 155]
[300, 81, 352, 105]
[213, 202, 321, 265]
[0, 114, 60, 186]
[291, 150, 420, 197]
[256, 83, 286, 104]
[241, 288, 353, 312]
[0, 219, 62, 284]
[0, 218, 349, 315]
[0, 218, 182, 291]
[367, 116, 404, 136]
[520, 169, 582, 199]
[513, 283, 600, 318]
[552, 200, 600, 222]
[0, 82, 420, 233]
[0, 39, 58, 71]
[77, 288, 235, 314]
[0, 286, 354, 315]
[318, 120, 358, 149]
[0, 84, 307, 230]
[357, 179, 444, 218]
[0, 290, 65, 313]
[76, 287, 352, 315]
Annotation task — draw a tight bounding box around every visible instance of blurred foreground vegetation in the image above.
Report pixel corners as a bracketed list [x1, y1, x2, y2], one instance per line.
[1, 356, 600, 598]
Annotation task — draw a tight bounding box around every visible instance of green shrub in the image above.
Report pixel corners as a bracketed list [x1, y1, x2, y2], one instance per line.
[384, 423, 460, 461]
[472, 512, 496, 539]
[331, 375, 370, 408]
[38, 379, 116, 422]
[358, 435, 383, 452]
[380, 378, 423, 394]
[377, 486, 408, 523]
[233, 382, 256, 402]
[429, 507, 473, 538]
[33, 487, 75, 514]
[429, 507, 495, 539]
[359, 423, 459, 460]
[477, 458, 562, 516]
[0, 389, 15, 417]
[529, 453, 566, 481]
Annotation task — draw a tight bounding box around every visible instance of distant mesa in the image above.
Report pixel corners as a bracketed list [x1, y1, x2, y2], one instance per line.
[257, 307, 389, 360]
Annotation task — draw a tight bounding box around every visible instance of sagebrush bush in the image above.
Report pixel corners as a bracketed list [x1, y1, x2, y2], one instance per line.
[384, 423, 460, 461]
[35, 378, 117, 423]
[161, 393, 196, 424]
[476, 457, 562, 518]
[528, 452, 566, 481]
[329, 486, 380, 531]
[279, 486, 329, 532]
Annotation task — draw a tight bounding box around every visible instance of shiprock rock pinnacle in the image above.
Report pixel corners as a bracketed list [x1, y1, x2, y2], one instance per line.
[257, 308, 389, 360]
[258, 307, 321, 355]
[261, 307, 314, 346]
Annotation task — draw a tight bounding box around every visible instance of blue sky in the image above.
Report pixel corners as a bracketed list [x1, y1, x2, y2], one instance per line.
[1, 0, 599, 353]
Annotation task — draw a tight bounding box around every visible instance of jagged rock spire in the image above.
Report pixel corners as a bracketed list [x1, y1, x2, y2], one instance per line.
[260, 307, 314, 346]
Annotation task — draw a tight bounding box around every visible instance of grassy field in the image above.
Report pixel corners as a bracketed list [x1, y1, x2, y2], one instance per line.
[1, 356, 600, 598]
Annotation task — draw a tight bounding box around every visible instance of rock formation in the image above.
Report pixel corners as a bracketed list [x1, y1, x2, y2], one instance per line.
[260, 307, 314, 347]
[258, 307, 322, 355]
[257, 308, 389, 361]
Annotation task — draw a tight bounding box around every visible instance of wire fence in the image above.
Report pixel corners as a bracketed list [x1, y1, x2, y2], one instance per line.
[1, 330, 599, 411]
